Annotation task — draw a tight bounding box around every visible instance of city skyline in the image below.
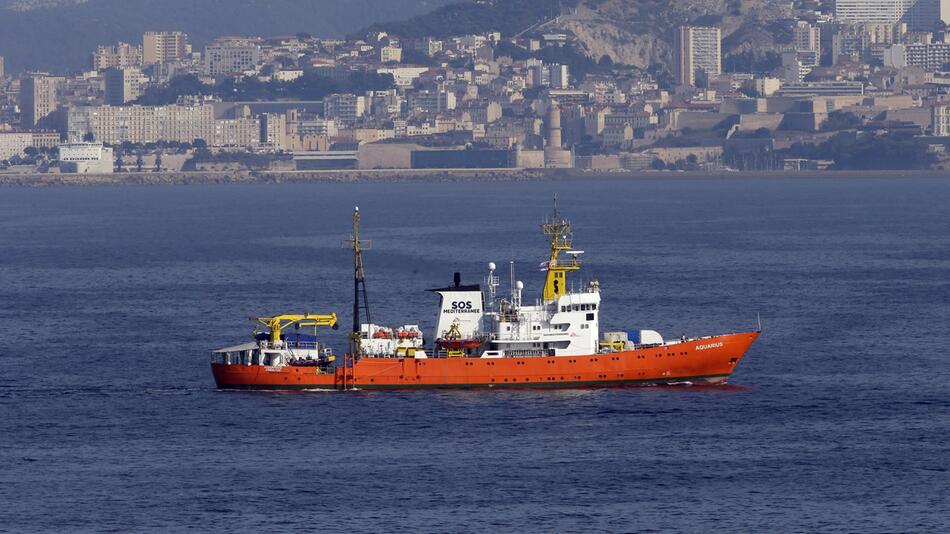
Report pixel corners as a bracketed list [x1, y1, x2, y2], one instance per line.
[3, 0, 950, 175]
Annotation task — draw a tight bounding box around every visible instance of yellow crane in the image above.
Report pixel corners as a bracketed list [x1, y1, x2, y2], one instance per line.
[252, 313, 339, 343]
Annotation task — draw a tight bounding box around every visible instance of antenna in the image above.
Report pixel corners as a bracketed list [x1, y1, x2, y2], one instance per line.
[486, 262, 498, 307]
[756, 313, 762, 333]
[342, 206, 372, 354]
[509, 261, 515, 304]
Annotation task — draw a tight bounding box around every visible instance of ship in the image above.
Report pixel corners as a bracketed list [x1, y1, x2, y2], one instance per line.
[211, 203, 760, 390]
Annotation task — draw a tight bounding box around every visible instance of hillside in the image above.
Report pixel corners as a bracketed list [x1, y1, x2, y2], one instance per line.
[554, 0, 793, 70]
[0, 0, 453, 74]
[360, 0, 570, 39]
[368, 0, 794, 72]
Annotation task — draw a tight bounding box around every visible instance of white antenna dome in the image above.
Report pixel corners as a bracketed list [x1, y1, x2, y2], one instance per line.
[488, 262, 496, 271]
[516, 281, 524, 290]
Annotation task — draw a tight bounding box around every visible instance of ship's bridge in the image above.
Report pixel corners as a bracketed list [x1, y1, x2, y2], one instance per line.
[485, 288, 601, 358]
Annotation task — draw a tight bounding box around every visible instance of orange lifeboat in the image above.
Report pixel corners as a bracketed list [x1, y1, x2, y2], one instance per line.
[437, 338, 482, 350]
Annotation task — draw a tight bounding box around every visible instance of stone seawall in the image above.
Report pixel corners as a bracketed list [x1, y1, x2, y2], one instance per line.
[1, 168, 948, 187]
[0, 168, 555, 187]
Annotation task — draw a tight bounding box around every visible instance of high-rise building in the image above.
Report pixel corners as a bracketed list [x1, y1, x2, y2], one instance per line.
[203, 38, 261, 76]
[260, 113, 288, 150]
[549, 64, 570, 89]
[92, 43, 144, 71]
[836, 0, 950, 31]
[20, 74, 64, 129]
[794, 21, 822, 58]
[835, 0, 906, 25]
[675, 26, 722, 87]
[143, 31, 190, 64]
[104, 67, 147, 105]
[0, 56, 4, 80]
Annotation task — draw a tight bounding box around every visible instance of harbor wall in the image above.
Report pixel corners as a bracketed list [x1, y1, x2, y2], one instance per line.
[2, 168, 949, 187]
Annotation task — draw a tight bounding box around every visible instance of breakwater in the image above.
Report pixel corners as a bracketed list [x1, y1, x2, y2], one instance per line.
[1, 168, 949, 187]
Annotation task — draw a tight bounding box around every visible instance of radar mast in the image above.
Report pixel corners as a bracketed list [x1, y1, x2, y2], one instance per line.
[343, 207, 372, 354]
[541, 195, 580, 302]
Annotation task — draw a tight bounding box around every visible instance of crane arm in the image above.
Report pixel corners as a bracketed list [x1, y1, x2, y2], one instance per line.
[252, 313, 339, 343]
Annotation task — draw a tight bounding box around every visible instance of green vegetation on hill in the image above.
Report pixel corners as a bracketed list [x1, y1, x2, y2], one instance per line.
[494, 40, 606, 81]
[779, 132, 937, 170]
[135, 71, 395, 105]
[360, 0, 576, 39]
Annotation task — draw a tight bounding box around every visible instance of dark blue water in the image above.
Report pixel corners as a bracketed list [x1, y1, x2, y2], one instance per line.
[1, 178, 949, 531]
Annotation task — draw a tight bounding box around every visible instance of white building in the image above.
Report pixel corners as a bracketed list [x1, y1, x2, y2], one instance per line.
[59, 142, 114, 174]
[755, 77, 782, 96]
[932, 103, 950, 135]
[323, 94, 369, 125]
[298, 118, 338, 138]
[204, 39, 262, 76]
[0, 132, 33, 160]
[380, 45, 403, 63]
[376, 67, 429, 87]
[0, 131, 59, 160]
[884, 43, 950, 70]
[836, 0, 950, 31]
[675, 26, 722, 87]
[67, 103, 260, 147]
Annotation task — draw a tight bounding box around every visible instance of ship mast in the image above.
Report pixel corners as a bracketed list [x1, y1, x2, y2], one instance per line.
[343, 207, 372, 354]
[541, 195, 580, 302]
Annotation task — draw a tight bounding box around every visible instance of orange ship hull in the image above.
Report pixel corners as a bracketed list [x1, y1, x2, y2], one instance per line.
[211, 331, 759, 390]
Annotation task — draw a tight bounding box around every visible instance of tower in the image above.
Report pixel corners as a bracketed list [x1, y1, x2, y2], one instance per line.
[543, 102, 573, 167]
[547, 103, 562, 149]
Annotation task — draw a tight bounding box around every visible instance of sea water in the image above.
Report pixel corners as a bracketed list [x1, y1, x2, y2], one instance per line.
[1, 177, 948, 531]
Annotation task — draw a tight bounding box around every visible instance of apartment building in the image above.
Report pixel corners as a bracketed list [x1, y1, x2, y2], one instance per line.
[92, 43, 144, 71]
[67, 103, 258, 146]
[20, 74, 64, 128]
[105, 68, 148, 105]
[203, 38, 262, 76]
[143, 32, 190, 64]
[675, 26, 722, 87]
[836, 0, 949, 31]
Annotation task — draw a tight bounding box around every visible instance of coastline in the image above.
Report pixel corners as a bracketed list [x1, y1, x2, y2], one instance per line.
[1, 167, 949, 187]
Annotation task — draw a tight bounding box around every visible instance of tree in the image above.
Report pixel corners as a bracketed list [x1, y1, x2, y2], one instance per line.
[820, 111, 863, 132]
[82, 132, 95, 142]
[135, 153, 144, 172]
[193, 138, 208, 149]
[685, 153, 700, 171]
